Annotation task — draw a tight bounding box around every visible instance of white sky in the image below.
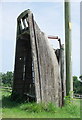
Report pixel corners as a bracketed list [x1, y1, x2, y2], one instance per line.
[0, 2, 80, 77]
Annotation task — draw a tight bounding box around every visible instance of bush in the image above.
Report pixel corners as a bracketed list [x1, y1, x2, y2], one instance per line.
[20, 102, 57, 113]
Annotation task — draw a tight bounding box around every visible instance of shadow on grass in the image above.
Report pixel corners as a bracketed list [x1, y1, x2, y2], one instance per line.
[2, 95, 23, 108]
[2, 86, 25, 108]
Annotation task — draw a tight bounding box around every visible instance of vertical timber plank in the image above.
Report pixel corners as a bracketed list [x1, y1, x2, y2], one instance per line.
[28, 11, 41, 103]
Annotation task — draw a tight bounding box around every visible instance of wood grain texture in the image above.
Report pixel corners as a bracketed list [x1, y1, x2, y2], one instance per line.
[28, 11, 62, 106]
[12, 9, 65, 107]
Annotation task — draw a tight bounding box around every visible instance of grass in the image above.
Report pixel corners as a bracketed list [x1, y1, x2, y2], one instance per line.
[1, 87, 81, 118]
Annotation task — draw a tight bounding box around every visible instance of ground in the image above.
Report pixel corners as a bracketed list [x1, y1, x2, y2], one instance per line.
[1, 87, 81, 118]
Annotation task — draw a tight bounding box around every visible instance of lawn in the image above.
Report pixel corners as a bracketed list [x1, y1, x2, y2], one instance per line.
[1, 87, 81, 118]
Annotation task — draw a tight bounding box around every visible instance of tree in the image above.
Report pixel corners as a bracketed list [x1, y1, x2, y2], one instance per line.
[73, 76, 82, 94]
[1, 71, 13, 87]
[0, 72, 3, 85]
[79, 75, 82, 81]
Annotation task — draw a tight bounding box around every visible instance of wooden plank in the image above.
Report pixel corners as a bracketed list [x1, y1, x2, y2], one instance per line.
[34, 21, 62, 106]
[18, 20, 22, 33]
[17, 10, 29, 21]
[28, 11, 41, 103]
[61, 45, 66, 98]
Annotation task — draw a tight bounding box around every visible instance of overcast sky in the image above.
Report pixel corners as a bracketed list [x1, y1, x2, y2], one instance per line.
[0, 2, 80, 76]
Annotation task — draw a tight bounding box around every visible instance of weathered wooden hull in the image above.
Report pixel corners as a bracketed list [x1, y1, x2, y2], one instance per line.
[12, 9, 65, 107]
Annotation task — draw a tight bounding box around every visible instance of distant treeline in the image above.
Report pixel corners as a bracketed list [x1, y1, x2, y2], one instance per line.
[0, 71, 13, 87]
[73, 75, 82, 94]
[0, 71, 82, 94]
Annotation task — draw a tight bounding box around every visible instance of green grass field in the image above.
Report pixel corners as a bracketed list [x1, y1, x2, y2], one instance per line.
[1, 87, 81, 118]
